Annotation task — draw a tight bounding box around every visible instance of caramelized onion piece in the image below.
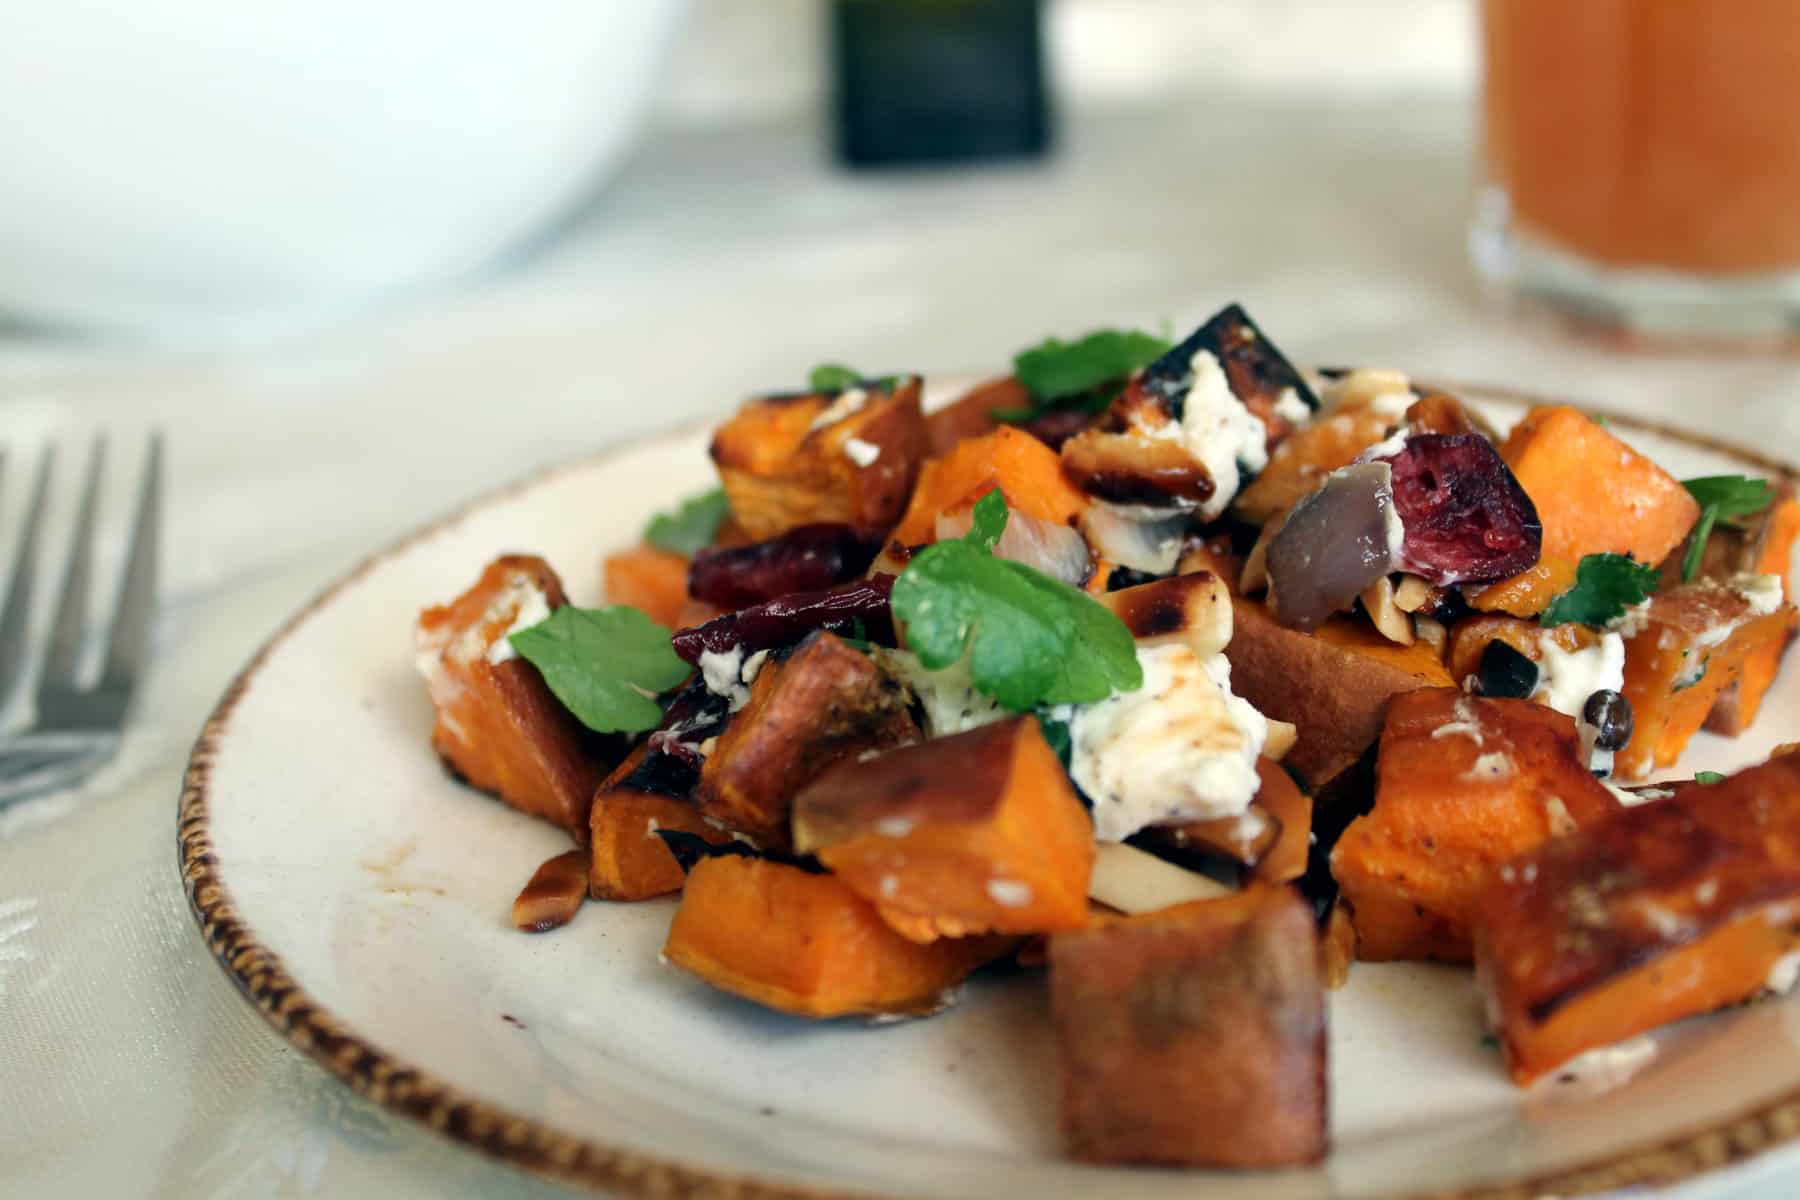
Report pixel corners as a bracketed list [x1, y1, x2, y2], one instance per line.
[1266, 462, 1402, 631]
[937, 508, 1093, 587]
[1078, 504, 1187, 577]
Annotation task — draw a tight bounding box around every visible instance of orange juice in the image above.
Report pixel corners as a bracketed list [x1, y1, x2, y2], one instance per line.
[1482, 0, 1800, 275]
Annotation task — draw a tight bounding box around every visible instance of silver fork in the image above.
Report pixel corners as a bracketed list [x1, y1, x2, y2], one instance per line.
[0, 435, 162, 808]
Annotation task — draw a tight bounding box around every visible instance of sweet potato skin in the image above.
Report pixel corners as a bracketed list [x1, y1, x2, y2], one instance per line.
[1332, 689, 1619, 963]
[1049, 885, 1327, 1167]
[1706, 485, 1800, 734]
[1475, 754, 1800, 1084]
[603, 543, 691, 629]
[1224, 597, 1453, 787]
[663, 856, 1010, 1018]
[415, 555, 609, 838]
[588, 745, 732, 901]
[793, 717, 1095, 942]
[697, 633, 919, 848]
[926, 376, 1015, 455]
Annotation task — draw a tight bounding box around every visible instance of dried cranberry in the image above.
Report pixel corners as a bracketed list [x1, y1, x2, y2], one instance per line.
[688, 523, 879, 609]
[1018, 407, 1097, 450]
[1373, 434, 1541, 586]
[671, 574, 896, 663]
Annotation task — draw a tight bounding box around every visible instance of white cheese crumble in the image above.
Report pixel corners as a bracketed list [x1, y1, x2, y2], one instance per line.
[1179, 350, 1270, 522]
[1466, 752, 1513, 782]
[986, 879, 1033, 908]
[877, 649, 1006, 737]
[1767, 949, 1800, 995]
[807, 386, 869, 433]
[1066, 643, 1268, 842]
[1272, 387, 1313, 425]
[1608, 599, 1653, 639]
[1532, 1036, 1658, 1098]
[1532, 632, 1625, 721]
[697, 646, 770, 712]
[482, 577, 555, 665]
[843, 436, 882, 467]
[1731, 571, 1784, 616]
[1367, 390, 1415, 419]
[1358, 426, 1411, 464]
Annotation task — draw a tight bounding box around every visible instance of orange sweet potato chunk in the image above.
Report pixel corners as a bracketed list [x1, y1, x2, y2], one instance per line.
[792, 717, 1095, 942]
[1708, 488, 1800, 735]
[588, 745, 732, 902]
[602, 543, 690, 629]
[1332, 688, 1619, 963]
[415, 555, 609, 838]
[1617, 580, 1795, 778]
[1486, 406, 1699, 614]
[1466, 554, 1578, 617]
[925, 375, 1017, 455]
[710, 377, 929, 540]
[1049, 885, 1327, 1167]
[1474, 754, 1800, 1085]
[662, 855, 1011, 1019]
[890, 426, 1088, 547]
[1234, 404, 1395, 525]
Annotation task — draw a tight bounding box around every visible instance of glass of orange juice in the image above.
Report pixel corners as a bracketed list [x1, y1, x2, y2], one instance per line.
[1473, 0, 1800, 343]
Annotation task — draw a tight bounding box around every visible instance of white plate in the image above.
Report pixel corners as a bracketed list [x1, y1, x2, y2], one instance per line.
[181, 380, 1800, 1199]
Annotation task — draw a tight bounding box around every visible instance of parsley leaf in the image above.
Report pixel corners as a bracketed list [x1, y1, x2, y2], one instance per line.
[1681, 475, 1774, 581]
[508, 606, 690, 734]
[994, 328, 1172, 421]
[1540, 553, 1659, 627]
[808, 363, 863, 392]
[644, 488, 729, 556]
[891, 490, 1143, 712]
[1694, 770, 1725, 785]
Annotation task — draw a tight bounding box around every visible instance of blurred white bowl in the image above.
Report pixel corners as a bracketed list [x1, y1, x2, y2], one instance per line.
[0, 0, 687, 338]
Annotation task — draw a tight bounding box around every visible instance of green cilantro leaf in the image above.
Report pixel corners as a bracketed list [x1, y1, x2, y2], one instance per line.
[508, 606, 690, 734]
[1681, 475, 1774, 581]
[1694, 770, 1725, 785]
[891, 490, 1143, 712]
[644, 488, 729, 556]
[1540, 553, 1659, 627]
[993, 328, 1172, 422]
[808, 363, 863, 392]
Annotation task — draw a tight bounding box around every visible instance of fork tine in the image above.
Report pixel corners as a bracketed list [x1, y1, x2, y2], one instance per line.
[0, 445, 54, 706]
[38, 436, 105, 694]
[99, 434, 161, 696]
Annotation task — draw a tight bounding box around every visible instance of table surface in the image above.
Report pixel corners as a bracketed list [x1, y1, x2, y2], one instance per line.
[7, 64, 1800, 1200]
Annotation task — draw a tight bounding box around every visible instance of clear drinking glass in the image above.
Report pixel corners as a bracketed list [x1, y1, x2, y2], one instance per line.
[1472, 0, 1800, 344]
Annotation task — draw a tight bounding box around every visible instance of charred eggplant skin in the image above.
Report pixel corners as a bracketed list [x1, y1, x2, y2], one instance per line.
[1137, 303, 1320, 423]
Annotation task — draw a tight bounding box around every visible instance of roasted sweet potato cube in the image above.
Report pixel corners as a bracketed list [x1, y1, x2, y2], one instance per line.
[1617, 578, 1795, 778]
[709, 377, 929, 540]
[588, 745, 732, 901]
[1702, 483, 1800, 735]
[1224, 597, 1453, 787]
[602, 543, 690, 629]
[696, 632, 918, 847]
[1475, 754, 1800, 1084]
[1332, 688, 1619, 963]
[792, 717, 1094, 942]
[662, 855, 1012, 1019]
[891, 425, 1088, 546]
[415, 555, 610, 838]
[1235, 403, 1394, 526]
[1049, 885, 1327, 1167]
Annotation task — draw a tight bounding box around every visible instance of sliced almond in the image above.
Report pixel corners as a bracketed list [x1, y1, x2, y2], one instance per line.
[1414, 615, 1448, 656]
[1392, 573, 1434, 613]
[1360, 577, 1415, 646]
[1264, 718, 1298, 763]
[1088, 841, 1232, 915]
[1098, 571, 1234, 661]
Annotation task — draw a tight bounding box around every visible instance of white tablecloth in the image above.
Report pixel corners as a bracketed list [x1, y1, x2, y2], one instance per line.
[5, 79, 1800, 1200]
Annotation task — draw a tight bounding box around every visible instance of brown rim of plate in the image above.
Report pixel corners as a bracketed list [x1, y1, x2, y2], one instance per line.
[179, 380, 1800, 1200]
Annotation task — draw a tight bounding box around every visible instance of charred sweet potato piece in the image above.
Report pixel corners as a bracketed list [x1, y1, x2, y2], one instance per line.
[602, 543, 690, 628]
[1332, 689, 1619, 963]
[1465, 554, 1579, 617]
[1704, 484, 1800, 735]
[926, 376, 1015, 454]
[588, 745, 733, 901]
[1481, 406, 1699, 614]
[663, 855, 1011, 1018]
[415, 555, 609, 838]
[513, 850, 590, 932]
[891, 426, 1088, 546]
[1224, 597, 1453, 786]
[792, 717, 1094, 942]
[710, 377, 929, 540]
[1475, 754, 1800, 1084]
[1235, 404, 1395, 526]
[1049, 885, 1327, 1167]
[696, 632, 918, 847]
[1617, 579, 1795, 778]
[1142, 759, 1304, 878]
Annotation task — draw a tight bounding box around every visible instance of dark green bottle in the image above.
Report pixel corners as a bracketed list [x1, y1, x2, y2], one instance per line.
[832, 0, 1051, 168]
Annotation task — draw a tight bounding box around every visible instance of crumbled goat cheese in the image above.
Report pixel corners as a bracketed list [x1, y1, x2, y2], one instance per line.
[1731, 571, 1784, 616]
[843, 437, 882, 467]
[482, 576, 555, 665]
[1767, 949, 1800, 995]
[1532, 1036, 1658, 1099]
[878, 649, 1006, 736]
[1177, 350, 1270, 522]
[1533, 632, 1625, 721]
[1272, 387, 1313, 425]
[807, 387, 869, 433]
[986, 879, 1033, 908]
[1066, 643, 1268, 842]
[698, 646, 770, 712]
